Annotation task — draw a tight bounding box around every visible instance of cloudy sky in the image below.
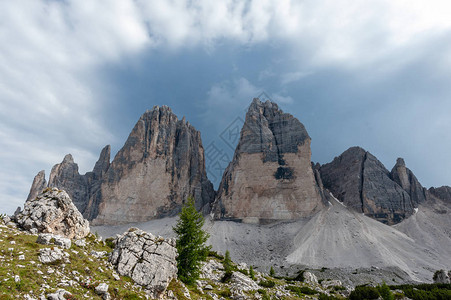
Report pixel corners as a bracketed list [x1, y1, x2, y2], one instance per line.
[1, 0, 451, 214]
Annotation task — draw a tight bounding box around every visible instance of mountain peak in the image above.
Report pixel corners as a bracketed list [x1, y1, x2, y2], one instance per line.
[214, 98, 323, 223]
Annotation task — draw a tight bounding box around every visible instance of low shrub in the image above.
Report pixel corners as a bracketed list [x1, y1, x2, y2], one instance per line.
[349, 285, 380, 300]
[285, 285, 317, 296]
[259, 280, 276, 288]
[208, 250, 224, 260]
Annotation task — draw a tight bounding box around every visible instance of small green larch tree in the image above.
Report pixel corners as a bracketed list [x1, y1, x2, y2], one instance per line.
[173, 196, 211, 285]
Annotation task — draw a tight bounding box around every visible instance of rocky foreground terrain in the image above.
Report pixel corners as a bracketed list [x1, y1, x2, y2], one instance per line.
[0, 188, 361, 299]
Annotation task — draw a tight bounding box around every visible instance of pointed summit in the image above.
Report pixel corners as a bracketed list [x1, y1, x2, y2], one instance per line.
[214, 98, 324, 223]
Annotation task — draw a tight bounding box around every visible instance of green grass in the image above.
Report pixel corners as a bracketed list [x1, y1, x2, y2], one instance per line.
[0, 224, 147, 299]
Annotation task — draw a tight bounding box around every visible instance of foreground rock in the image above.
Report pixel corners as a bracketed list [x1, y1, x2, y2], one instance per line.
[214, 98, 324, 223]
[109, 228, 177, 298]
[14, 188, 90, 238]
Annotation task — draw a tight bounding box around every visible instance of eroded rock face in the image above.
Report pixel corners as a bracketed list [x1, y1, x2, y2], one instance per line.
[94, 106, 214, 224]
[26, 170, 46, 203]
[109, 228, 177, 299]
[429, 186, 451, 203]
[14, 188, 90, 239]
[319, 147, 423, 224]
[214, 98, 324, 223]
[28, 106, 214, 225]
[391, 158, 427, 206]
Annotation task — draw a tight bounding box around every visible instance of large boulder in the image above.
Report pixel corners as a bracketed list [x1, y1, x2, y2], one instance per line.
[213, 98, 324, 223]
[109, 228, 178, 299]
[14, 188, 90, 239]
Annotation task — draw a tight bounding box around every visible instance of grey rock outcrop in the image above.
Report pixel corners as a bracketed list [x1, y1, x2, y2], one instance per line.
[214, 98, 324, 223]
[14, 188, 90, 239]
[109, 228, 178, 299]
[319, 147, 419, 224]
[36, 233, 71, 249]
[38, 247, 64, 264]
[391, 158, 427, 206]
[46, 289, 72, 300]
[429, 186, 451, 203]
[94, 106, 214, 224]
[28, 106, 214, 225]
[433, 269, 450, 284]
[26, 170, 46, 203]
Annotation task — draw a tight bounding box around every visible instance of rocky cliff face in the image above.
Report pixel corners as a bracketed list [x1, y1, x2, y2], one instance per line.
[26, 170, 47, 202]
[390, 158, 428, 206]
[27, 106, 214, 225]
[93, 106, 214, 224]
[319, 147, 427, 224]
[429, 186, 451, 203]
[214, 98, 324, 223]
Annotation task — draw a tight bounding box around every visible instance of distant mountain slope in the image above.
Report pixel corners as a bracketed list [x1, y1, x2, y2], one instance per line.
[285, 195, 449, 282]
[393, 196, 451, 263]
[319, 147, 429, 224]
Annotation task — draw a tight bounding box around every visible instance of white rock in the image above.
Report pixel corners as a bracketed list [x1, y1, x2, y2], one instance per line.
[112, 271, 120, 281]
[18, 255, 25, 260]
[14, 275, 20, 283]
[36, 233, 71, 249]
[39, 247, 64, 264]
[303, 271, 318, 285]
[46, 289, 71, 300]
[230, 271, 259, 291]
[91, 250, 107, 258]
[74, 239, 86, 247]
[95, 283, 109, 294]
[109, 228, 177, 299]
